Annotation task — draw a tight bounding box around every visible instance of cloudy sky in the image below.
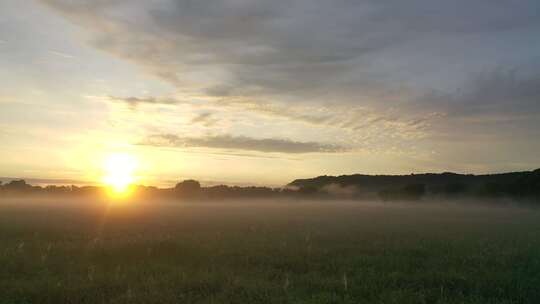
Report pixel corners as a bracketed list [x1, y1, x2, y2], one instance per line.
[1, 0, 539, 186]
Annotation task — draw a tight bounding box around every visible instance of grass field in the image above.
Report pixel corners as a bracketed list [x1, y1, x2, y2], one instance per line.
[1, 198, 540, 303]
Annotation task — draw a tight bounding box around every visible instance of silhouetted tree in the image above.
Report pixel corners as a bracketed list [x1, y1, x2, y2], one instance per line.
[1, 168, 539, 202]
[379, 183, 426, 201]
[4, 180, 32, 192]
[175, 180, 201, 198]
[298, 185, 319, 196]
[403, 183, 426, 200]
[482, 182, 505, 197]
[443, 182, 468, 196]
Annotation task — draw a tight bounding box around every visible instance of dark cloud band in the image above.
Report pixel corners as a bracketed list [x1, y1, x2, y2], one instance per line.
[139, 134, 347, 154]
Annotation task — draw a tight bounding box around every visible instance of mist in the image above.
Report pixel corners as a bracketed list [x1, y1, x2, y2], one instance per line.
[2, 196, 537, 245]
[2, 196, 540, 302]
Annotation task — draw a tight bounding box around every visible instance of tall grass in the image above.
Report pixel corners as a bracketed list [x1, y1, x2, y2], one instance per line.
[1, 199, 540, 303]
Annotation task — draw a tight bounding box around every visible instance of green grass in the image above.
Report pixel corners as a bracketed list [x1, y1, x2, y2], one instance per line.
[1, 199, 540, 303]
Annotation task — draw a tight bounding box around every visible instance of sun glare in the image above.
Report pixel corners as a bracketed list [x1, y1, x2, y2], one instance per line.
[102, 153, 138, 196]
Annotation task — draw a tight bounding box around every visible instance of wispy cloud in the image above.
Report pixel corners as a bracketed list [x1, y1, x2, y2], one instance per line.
[190, 112, 218, 127]
[48, 50, 75, 59]
[427, 68, 540, 118]
[212, 97, 438, 141]
[139, 134, 347, 154]
[105, 96, 180, 109]
[98, 95, 437, 142]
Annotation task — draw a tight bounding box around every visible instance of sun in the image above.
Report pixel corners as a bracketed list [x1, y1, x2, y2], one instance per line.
[102, 153, 138, 196]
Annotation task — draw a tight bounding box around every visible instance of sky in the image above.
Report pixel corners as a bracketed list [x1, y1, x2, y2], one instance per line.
[1, 0, 540, 186]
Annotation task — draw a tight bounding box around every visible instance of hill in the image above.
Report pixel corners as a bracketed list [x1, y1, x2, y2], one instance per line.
[288, 169, 540, 200]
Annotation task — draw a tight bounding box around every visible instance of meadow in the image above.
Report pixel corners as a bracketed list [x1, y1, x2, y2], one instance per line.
[1, 198, 540, 303]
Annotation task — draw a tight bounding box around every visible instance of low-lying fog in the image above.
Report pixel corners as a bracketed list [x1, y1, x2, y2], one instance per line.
[1, 197, 537, 237]
[3, 197, 540, 303]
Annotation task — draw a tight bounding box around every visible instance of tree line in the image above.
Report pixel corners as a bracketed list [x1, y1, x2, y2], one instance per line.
[1, 168, 539, 202]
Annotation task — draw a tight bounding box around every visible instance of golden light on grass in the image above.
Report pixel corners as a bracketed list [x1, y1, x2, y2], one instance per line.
[102, 153, 138, 197]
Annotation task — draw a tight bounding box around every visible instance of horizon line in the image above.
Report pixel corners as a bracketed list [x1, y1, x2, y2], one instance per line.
[2, 168, 538, 188]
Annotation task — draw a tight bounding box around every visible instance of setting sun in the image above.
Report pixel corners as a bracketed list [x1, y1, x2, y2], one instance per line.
[102, 153, 138, 195]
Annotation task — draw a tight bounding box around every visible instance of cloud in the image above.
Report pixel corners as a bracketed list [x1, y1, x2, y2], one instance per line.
[93, 92, 438, 145]
[190, 112, 218, 127]
[139, 134, 347, 154]
[40, 0, 540, 165]
[214, 97, 439, 141]
[105, 96, 180, 109]
[443, 68, 540, 117]
[48, 50, 75, 59]
[102, 94, 436, 141]
[40, 0, 540, 105]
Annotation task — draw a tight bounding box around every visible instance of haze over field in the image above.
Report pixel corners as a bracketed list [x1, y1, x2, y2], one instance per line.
[2, 198, 540, 303]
